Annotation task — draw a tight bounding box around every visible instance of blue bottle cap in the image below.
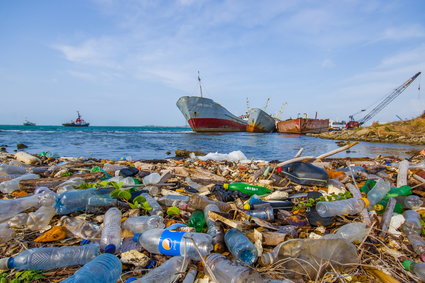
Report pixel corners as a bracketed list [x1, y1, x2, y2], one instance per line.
[125, 278, 137, 283]
[145, 259, 156, 269]
[133, 233, 141, 242]
[80, 239, 91, 245]
[7, 257, 14, 269]
[104, 244, 116, 254]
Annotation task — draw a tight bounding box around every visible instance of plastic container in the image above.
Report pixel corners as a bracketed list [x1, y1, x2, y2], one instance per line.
[248, 195, 293, 210]
[55, 177, 84, 190]
[188, 210, 206, 232]
[100, 207, 122, 253]
[397, 160, 409, 187]
[122, 215, 165, 234]
[143, 173, 161, 185]
[223, 182, 270, 196]
[140, 193, 163, 216]
[204, 204, 225, 251]
[0, 173, 40, 193]
[119, 166, 139, 177]
[132, 256, 188, 283]
[55, 188, 115, 215]
[188, 194, 232, 212]
[244, 203, 274, 220]
[224, 228, 258, 265]
[62, 216, 101, 239]
[259, 238, 359, 279]
[277, 161, 329, 186]
[61, 253, 121, 283]
[205, 253, 263, 283]
[15, 151, 41, 165]
[402, 260, 425, 281]
[402, 210, 422, 235]
[385, 185, 412, 199]
[406, 234, 425, 258]
[402, 195, 423, 209]
[324, 222, 368, 243]
[133, 228, 212, 261]
[102, 163, 127, 173]
[315, 198, 369, 218]
[366, 179, 391, 207]
[157, 195, 190, 209]
[6, 244, 100, 270]
[0, 223, 15, 243]
[182, 266, 198, 283]
[0, 163, 27, 175]
[8, 205, 56, 231]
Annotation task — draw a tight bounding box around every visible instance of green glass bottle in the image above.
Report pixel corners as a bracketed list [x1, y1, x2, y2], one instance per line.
[188, 210, 206, 232]
[223, 182, 271, 196]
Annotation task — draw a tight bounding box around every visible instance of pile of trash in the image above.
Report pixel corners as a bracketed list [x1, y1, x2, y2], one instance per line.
[0, 145, 424, 282]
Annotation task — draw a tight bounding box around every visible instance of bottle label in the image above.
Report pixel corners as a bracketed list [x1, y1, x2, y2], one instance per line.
[158, 230, 185, 256]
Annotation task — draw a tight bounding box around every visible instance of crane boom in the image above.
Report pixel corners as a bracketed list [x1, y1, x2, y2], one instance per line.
[357, 72, 421, 125]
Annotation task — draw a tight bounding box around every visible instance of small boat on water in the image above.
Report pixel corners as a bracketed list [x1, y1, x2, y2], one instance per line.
[62, 111, 90, 127]
[277, 117, 329, 134]
[246, 108, 276, 133]
[23, 120, 36, 126]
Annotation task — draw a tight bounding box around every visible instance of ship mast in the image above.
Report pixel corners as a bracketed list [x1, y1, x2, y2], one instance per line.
[198, 71, 203, 98]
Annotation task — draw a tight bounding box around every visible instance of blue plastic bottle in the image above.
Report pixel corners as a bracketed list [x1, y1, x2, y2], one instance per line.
[224, 228, 258, 265]
[55, 188, 115, 215]
[61, 253, 122, 283]
[7, 244, 100, 270]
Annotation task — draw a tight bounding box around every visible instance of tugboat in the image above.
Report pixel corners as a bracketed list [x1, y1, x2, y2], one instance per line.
[62, 111, 90, 127]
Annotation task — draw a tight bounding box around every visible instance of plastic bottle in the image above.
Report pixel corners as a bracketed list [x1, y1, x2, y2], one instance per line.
[204, 204, 225, 252]
[102, 163, 127, 173]
[406, 234, 425, 258]
[0, 223, 15, 243]
[157, 195, 190, 209]
[139, 193, 163, 216]
[188, 194, 232, 212]
[61, 253, 122, 283]
[402, 210, 422, 235]
[223, 182, 270, 196]
[8, 205, 56, 231]
[323, 222, 368, 243]
[143, 173, 161, 185]
[0, 173, 40, 193]
[366, 179, 391, 207]
[0, 163, 27, 175]
[205, 253, 263, 283]
[55, 188, 115, 215]
[122, 215, 165, 234]
[182, 266, 198, 283]
[374, 199, 404, 214]
[6, 244, 100, 270]
[243, 203, 274, 220]
[56, 177, 84, 190]
[360, 179, 376, 193]
[15, 151, 41, 165]
[248, 195, 293, 210]
[224, 228, 258, 265]
[259, 238, 359, 279]
[133, 228, 212, 261]
[315, 198, 370, 218]
[385, 185, 412, 199]
[188, 210, 206, 232]
[397, 160, 409, 188]
[100, 207, 122, 253]
[402, 260, 425, 281]
[401, 195, 423, 209]
[62, 216, 101, 239]
[132, 256, 188, 283]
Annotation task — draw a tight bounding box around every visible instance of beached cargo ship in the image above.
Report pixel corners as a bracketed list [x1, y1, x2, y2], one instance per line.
[176, 96, 247, 132]
[276, 118, 329, 134]
[246, 108, 276, 133]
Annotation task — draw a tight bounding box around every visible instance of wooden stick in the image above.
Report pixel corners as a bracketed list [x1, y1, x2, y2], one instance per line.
[314, 141, 359, 161]
[396, 160, 409, 187]
[294, 148, 304, 158]
[275, 156, 314, 167]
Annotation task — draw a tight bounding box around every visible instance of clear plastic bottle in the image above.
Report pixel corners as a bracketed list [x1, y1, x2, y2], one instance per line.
[0, 173, 40, 193]
[323, 222, 368, 243]
[244, 203, 274, 220]
[55, 188, 115, 215]
[204, 204, 225, 252]
[0, 223, 15, 243]
[140, 193, 163, 216]
[133, 228, 212, 261]
[102, 163, 127, 173]
[315, 198, 370, 218]
[224, 228, 258, 265]
[402, 195, 423, 209]
[132, 256, 188, 283]
[0, 163, 27, 175]
[100, 207, 122, 253]
[182, 266, 198, 283]
[143, 173, 161, 185]
[55, 177, 84, 190]
[62, 216, 101, 239]
[396, 160, 409, 187]
[157, 195, 190, 210]
[122, 215, 165, 234]
[8, 205, 56, 231]
[402, 210, 422, 235]
[188, 194, 232, 213]
[366, 179, 391, 207]
[205, 253, 263, 283]
[402, 260, 425, 281]
[406, 234, 425, 258]
[6, 244, 100, 270]
[61, 253, 122, 283]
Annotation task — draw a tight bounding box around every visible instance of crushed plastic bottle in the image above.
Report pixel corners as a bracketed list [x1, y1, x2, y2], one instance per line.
[323, 222, 368, 243]
[0, 173, 40, 193]
[133, 228, 212, 261]
[188, 194, 232, 212]
[366, 179, 391, 207]
[131, 256, 188, 283]
[62, 216, 101, 239]
[402, 195, 423, 209]
[188, 210, 206, 232]
[205, 253, 263, 283]
[403, 260, 425, 281]
[0, 223, 15, 243]
[100, 207, 122, 253]
[122, 215, 165, 234]
[61, 253, 122, 283]
[143, 172, 161, 185]
[402, 210, 422, 235]
[406, 234, 425, 258]
[157, 195, 190, 209]
[204, 204, 225, 252]
[55, 188, 116, 215]
[0, 163, 27, 175]
[315, 198, 370, 218]
[8, 205, 56, 231]
[224, 228, 258, 265]
[140, 193, 163, 216]
[182, 266, 198, 283]
[5, 244, 100, 270]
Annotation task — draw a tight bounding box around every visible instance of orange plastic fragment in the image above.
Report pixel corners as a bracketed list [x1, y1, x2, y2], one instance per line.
[34, 226, 67, 243]
[166, 219, 177, 227]
[326, 170, 345, 179]
[10, 191, 29, 198]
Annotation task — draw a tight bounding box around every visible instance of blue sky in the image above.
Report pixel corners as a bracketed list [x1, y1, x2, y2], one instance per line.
[1, 0, 424, 126]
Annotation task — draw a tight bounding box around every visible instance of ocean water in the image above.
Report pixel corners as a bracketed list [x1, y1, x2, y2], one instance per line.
[0, 125, 422, 161]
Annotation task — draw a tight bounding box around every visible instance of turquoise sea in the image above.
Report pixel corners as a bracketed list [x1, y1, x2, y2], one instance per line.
[0, 125, 422, 160]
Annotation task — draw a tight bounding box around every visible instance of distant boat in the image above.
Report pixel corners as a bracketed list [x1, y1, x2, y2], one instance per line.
[276, 118, 329, 134]
[23, 120, 36, 126]
[246, 108, 276, 133]
[62, 111, 90, 127]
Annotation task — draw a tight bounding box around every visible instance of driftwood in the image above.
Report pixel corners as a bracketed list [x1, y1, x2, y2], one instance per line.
[18, 172, 103, 191]
[314, 141, 359, 161]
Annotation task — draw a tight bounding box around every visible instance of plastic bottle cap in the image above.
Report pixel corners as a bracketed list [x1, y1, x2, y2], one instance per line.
[104, 244, 116, 254]
[7, 257, 14, 269]
[243, 203, 251, 210]
[374, 204, 384, 212]
[133, 233, 141, 242]
[276, 167, 282, 173]
[223, 183, 229, 189]
[0, 258, 10, 270]
[361, 198, 370, 208]
[402, 260, 412, 271]
[125, 277, 137, 283]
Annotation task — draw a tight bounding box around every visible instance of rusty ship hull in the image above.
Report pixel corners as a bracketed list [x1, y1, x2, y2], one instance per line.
[276, 118, 329, 134]
[246, 108, 276, 133]
[176, 96, 247, 132]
